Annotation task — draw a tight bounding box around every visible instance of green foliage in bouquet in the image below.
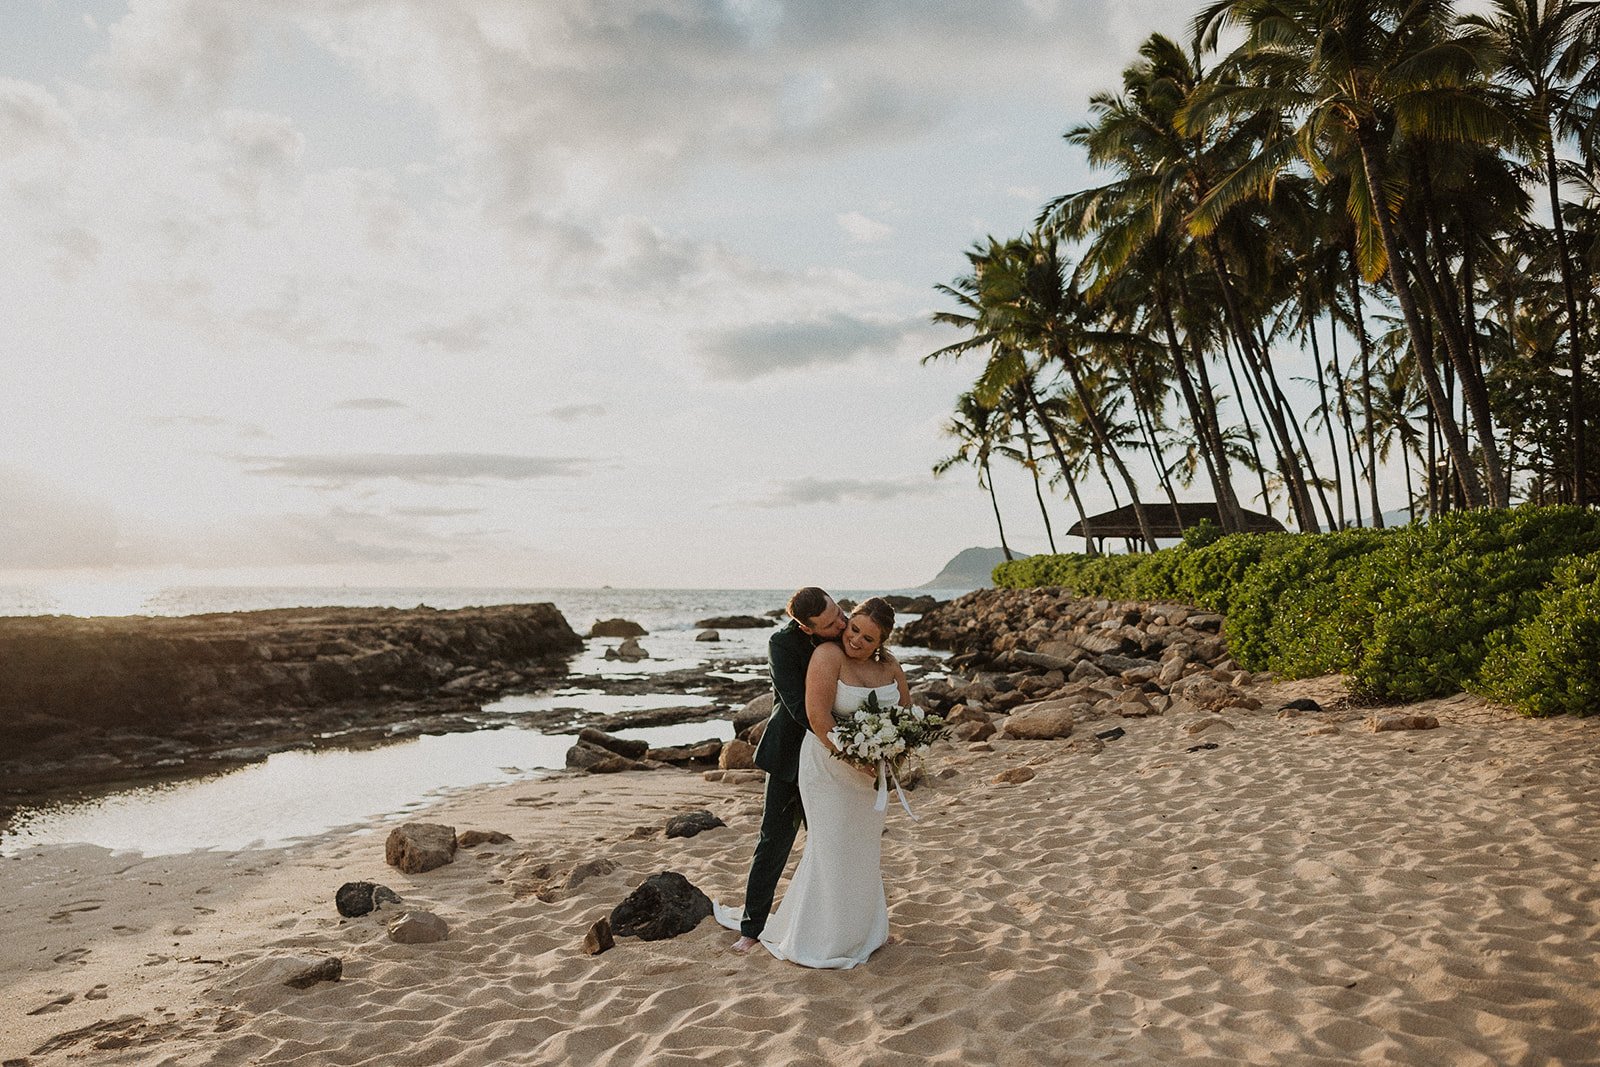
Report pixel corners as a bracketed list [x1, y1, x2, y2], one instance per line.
[1478, 553, 1600, 717]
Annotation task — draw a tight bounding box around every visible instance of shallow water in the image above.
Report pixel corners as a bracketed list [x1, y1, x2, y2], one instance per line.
[1, 717, 735, 857]
[0, 585, 961, 856]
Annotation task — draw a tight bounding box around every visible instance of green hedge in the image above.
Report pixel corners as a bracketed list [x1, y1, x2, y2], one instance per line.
[1479, 553, 1600, 716]
[992, 504, 1600, 715]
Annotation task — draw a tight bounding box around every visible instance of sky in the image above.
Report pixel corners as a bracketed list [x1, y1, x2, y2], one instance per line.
[1, 0, 1233, 592]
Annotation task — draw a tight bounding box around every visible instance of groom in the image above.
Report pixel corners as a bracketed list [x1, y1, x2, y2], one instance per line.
[731, 586, 848, 953]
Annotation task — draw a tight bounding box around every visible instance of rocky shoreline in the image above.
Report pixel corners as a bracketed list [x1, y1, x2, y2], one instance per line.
[0, 604, 584, 804]
[899, 587, 1289, 737]
[0, 586, 1291, 813]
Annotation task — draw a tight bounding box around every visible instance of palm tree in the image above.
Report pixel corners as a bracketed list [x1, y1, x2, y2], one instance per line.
[933, 392, 1015, 560]
[1465, 0, 1591, 503]
[998, 382, 1061, 552]
[1185, 0, 1507, 507]
[1366, 353, 1430, 523]
[929, 240, 1100, 551]
[992, 233, 1164, 549]
[1045, 34, 1282, 533]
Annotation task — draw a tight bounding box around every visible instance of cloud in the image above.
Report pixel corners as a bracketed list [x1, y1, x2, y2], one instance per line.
[0, 78, 78, 154]
[0, 466, 120, 568]
[238, 452, 593, 487]
[335, 397, 409, 411]
[391, 505, 482, 517]
[545, 403, 606, 421]
[755, 476, 933, 508]
[699, 312, 913, 381]
[837, 211, 891, 243]
[147, 414, 230, 428]
[409, 310, 506, 354]
[100, 0, 253, 106]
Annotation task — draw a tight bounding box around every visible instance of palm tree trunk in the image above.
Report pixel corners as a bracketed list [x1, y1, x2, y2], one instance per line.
[1307, 318, 1346, 528]
[1203, 242, 1321, 529]
[982, 455, 1012, 561]
[1220, 332, 1274, 516]
[1264, 322, 1338, 530]
[1132, 388, 1186, 527]
[1403, 436, 1418, 525]
[1020, 377, 1097, 554]
[1058, 350, 1159, 550]
[1017, 419, 1059, 553]
[1347, 251, 1384, 526]
[1352, 124, 1487, 508]
[1545, 134, 1588, 505]
[1330, 322, 1367, 528]
[1164, 277, 1243, 531]
[1395, 196, 1504, 505]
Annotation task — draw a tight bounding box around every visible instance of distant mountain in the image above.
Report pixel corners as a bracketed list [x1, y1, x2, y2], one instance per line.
[918, 546, 1030, 590]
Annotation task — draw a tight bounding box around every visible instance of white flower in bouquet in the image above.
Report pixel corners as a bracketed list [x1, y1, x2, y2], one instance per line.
[827, 690, 950, 776]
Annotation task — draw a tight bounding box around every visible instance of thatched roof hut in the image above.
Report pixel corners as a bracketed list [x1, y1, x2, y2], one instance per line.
[1066, 502, 1286, 547]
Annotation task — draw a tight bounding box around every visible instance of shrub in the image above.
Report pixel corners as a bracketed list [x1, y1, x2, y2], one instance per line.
[1171, 532, 1297, 614]
[1478, 553, 1600, 716]
[993, 505, 1600, 712]
[993, 551, 1150, 597]
[1345, 506, 1600, 701]
[1226, 527, 1393, 673]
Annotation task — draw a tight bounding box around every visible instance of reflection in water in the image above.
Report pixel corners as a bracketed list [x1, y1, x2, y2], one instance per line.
[485, 691, 715, 717]
[3, 718, 735, 857]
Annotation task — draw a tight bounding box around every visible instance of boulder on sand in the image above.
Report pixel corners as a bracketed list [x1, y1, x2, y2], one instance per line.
[335, 881, 401, 917]
[577, 727, 649, 760]
[609, 871, 713, 941]
[384, 823, 457, 874]
[1000, 700, 1076, 740]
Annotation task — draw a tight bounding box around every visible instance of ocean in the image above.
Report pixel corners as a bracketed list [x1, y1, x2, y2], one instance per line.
[0, 585, 969, 856]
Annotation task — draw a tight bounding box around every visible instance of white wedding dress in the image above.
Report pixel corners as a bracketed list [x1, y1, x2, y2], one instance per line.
[718, 680, 892, 969]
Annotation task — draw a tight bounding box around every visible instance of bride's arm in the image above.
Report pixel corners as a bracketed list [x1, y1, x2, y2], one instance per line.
[804, 644, 844, 752]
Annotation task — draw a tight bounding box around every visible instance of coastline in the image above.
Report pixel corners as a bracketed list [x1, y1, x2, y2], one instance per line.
[5, 672, 1599, 1064]
[4, 588, 1599, 1065]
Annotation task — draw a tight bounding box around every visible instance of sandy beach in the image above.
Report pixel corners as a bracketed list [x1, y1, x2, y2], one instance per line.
[4, 674, 1599, 1066]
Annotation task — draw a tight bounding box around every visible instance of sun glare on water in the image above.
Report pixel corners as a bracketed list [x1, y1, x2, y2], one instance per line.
[40, 582, 165, 618]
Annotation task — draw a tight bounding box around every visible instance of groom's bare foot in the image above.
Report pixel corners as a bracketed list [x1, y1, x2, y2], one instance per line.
[731, 935, 759, 954]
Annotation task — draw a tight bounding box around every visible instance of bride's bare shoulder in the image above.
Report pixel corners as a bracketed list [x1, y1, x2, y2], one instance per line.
[809, 641, 845, 665]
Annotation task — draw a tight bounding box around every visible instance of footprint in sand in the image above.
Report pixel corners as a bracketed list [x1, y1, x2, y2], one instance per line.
[85, 984, 110, 1001]
[27, 993, 75, 1015]
[53, 948, 90, 965]
[47, 900, 105, 924]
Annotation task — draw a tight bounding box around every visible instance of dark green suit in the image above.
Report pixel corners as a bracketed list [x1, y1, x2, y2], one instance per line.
[740, 619, 819, 938]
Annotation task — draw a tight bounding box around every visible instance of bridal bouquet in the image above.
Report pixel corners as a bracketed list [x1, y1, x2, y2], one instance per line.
[828, 692, 949, 818]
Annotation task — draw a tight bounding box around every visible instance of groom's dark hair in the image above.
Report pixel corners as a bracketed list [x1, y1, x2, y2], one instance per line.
[787, 587, 831, 625]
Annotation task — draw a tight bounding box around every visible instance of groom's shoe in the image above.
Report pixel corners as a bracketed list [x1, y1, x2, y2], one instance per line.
[730, 935, 759, 954]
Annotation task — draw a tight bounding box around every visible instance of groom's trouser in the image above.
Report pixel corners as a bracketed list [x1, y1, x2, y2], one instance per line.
[740, 771, 805, 938]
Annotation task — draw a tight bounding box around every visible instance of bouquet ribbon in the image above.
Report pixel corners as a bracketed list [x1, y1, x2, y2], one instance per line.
[875, 759, 919, 821]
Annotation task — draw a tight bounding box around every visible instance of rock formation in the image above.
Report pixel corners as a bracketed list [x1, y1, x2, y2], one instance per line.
[0, 603, 581, 798]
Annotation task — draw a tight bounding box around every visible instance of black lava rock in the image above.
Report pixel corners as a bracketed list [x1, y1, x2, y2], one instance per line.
[664, 810, 726, 839]
[336, 880, 402, 918]
[608, 871, 713, 941]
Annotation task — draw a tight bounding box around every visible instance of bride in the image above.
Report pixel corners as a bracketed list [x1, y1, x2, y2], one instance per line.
[728, 597, 911, 969]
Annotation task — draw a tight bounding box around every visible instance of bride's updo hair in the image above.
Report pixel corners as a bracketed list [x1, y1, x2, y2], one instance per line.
[851, 597, 896, 660]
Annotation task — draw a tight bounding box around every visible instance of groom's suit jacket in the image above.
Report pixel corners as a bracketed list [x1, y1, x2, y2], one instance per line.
[752, 619, 821, 782]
